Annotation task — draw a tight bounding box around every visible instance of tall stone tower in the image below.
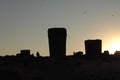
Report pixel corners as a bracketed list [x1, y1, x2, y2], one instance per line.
[48, 28, 67, 57]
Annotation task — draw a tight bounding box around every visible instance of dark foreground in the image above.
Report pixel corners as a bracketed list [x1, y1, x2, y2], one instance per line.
[0, 55, 120, 80]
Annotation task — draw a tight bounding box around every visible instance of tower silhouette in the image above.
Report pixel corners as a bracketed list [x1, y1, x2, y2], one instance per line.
[85, 39, 102, 57]
[20, 49, 31, 56]
[48, 28, 67, 57]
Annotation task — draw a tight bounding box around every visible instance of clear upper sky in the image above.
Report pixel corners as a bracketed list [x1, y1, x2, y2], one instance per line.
[0, 0, 120, 56]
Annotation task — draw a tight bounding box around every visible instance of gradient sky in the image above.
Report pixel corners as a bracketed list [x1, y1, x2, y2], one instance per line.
[1, 0, 120, 56]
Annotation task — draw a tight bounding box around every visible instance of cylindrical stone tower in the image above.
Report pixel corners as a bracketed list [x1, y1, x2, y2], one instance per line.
[48, 28, 67, 57]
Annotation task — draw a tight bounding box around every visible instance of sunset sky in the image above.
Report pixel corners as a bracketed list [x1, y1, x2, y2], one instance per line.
[1, 0, 120, 56]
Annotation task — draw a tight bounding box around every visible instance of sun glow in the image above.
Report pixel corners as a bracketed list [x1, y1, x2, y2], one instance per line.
[107, 39, 120, 54]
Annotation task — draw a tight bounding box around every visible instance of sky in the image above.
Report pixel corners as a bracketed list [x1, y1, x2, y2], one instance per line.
[1, 0, 120, 56]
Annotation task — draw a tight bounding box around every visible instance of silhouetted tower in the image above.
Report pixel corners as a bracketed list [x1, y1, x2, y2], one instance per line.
[20, 49, 31, 56]
[85, 39, 102, 57]
[48, 28, 67, 57]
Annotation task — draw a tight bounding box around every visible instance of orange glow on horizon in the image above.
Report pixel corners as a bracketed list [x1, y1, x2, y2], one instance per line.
[105, 38, 120, 54]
